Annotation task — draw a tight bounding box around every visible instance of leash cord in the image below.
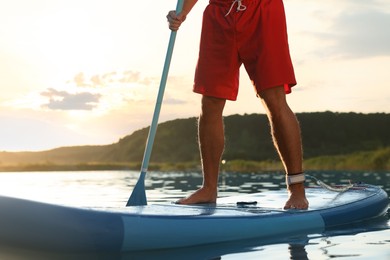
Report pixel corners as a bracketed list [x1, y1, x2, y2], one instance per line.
[306, 175, 355, 192]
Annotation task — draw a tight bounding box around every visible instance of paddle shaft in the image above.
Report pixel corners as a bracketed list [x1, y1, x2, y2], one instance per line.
[126, 0, 184, 206]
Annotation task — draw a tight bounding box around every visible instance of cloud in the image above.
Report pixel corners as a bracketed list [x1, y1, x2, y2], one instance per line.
[73, 72, 89, 87]
[119, 70, 140, 83]
[300, 0, 390, 59]
[90, 74, 104, 87]
[163, 97, 187, 105]
[327, 9, 390, 58]
[69, 70, 153, 88]
[41, 88, 101, 110]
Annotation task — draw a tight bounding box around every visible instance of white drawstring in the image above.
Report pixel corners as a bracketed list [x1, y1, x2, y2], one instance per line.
[225, 0, 247, 17]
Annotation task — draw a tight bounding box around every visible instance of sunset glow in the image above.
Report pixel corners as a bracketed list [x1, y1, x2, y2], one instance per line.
[0, 0, 389, 151]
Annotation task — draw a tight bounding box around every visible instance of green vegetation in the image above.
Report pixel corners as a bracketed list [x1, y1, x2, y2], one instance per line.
[0, 112, 389, 172]
[305, 147, 390, 171]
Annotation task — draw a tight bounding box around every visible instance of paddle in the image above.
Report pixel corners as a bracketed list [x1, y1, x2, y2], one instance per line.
[126, 0, 184, 206]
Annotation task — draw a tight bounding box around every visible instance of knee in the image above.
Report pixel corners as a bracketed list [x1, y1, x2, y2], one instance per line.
[258, 87, 289, 114]
[258, 86, 285, 102]
[201, 96, 226, 117]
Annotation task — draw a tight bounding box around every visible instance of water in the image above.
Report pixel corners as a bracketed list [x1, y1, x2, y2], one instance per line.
[0, 170, 388, 259]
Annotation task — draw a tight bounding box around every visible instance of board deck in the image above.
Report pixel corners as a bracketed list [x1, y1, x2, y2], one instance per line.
[0, 184, 388, 252]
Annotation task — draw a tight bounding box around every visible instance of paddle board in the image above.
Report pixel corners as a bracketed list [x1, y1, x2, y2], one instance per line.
[0, 184, 387, 252]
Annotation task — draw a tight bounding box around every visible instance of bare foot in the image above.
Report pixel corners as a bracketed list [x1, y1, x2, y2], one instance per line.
[284, 183, 309, 210]
[175, 187, 217, 204]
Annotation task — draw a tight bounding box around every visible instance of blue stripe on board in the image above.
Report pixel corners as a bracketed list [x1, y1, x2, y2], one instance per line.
[121, 211, 325, 251]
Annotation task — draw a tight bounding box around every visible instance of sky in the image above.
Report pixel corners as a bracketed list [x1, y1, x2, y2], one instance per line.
[0, 0, 389, 152]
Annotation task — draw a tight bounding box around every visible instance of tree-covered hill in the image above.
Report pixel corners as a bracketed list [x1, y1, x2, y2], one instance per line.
[298, 112, 390, 158]
[100, 111, 390, 164]
[0, 112, 389, 170]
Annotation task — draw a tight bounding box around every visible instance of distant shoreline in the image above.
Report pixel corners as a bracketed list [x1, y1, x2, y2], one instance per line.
[1, 148, 389, 172]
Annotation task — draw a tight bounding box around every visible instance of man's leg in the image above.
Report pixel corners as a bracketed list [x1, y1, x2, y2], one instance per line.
[258, 86, 309, 209]
[176, 96, 226, 204]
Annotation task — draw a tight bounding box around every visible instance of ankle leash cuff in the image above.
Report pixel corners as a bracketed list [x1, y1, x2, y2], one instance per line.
[286, 173, 305, 185]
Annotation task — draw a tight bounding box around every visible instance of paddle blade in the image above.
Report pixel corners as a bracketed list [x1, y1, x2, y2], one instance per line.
[126, 173, 147, 206]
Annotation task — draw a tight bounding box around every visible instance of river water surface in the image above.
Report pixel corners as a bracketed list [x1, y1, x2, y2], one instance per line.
[0, 170, 388, 259]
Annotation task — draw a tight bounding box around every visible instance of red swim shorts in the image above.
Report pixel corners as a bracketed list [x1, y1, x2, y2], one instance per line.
[193, 0, 297, 101]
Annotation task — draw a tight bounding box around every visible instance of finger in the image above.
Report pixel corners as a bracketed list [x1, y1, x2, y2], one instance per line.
[167, 20, 181, 31]
[166, 10, 177, 21]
